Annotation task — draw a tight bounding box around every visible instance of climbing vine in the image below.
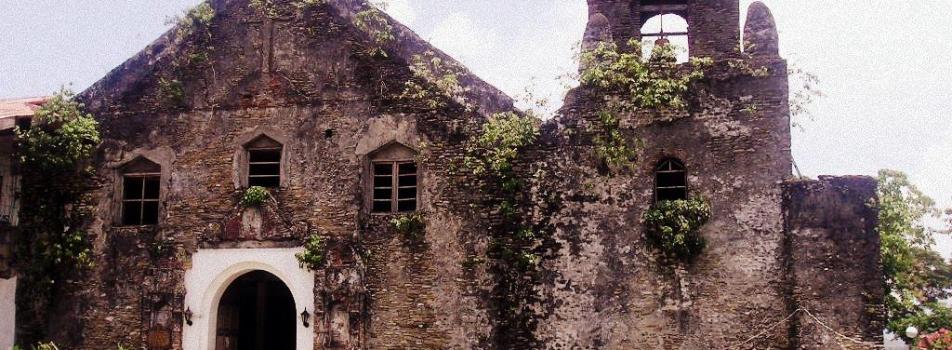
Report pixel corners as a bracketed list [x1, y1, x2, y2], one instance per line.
[248, 0, 395, 56]
[400, 51, 472, 111]
[578, 39, 711, 171]
[642, 198, 712, 262]
[168, 2, 215, 44]
[353, 4, 395, 56]
[589, 105, 642, 171]
[160, 2, 217, 109]
[464, 111, 544, 347]
[14, 89, 101, 344]
[580, 39, 711, 112]
[464, 112, 540, 178]
[391, 212, 426, 244]
[158, 78, 185, 107]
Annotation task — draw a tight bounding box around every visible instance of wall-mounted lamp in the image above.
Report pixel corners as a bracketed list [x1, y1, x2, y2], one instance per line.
[184, 307, 193, 326]
[301, 308, 311, 328]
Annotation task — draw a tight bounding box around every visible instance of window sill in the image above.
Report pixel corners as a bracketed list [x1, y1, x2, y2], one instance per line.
[112, 225, 160, 233]
[369, 211, 417, 216]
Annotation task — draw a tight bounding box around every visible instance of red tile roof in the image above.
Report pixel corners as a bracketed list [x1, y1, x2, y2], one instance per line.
[0, 97, 47, 131]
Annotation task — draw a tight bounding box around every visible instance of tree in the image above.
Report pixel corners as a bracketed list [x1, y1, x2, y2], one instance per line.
[14, 89, 101, 344]
[879, 169, 952, 343]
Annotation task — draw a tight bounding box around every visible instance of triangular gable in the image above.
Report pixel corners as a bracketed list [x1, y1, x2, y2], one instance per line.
[367, 141, 416, 161]
[78, 0, 514, 116]
[119, 156, 162, 174]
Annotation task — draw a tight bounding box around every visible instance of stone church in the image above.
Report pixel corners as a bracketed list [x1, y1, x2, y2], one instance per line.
[0, 0, 884, 349]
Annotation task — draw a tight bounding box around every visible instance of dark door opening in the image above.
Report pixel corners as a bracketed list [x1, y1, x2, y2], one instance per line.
[216, 270, 296, 350]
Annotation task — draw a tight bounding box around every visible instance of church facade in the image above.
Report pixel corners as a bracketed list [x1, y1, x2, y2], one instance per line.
[2, 0, 884, 349]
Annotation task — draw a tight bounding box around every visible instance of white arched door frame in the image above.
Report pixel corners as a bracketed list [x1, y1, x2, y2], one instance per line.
[182, 248, 314, 350]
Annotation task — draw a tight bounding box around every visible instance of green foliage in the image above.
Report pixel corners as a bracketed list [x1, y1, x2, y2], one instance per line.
[878, 170, 952, 342]
[590, 107, 641, 171]
[14, 91, 101, 343]
[726, 56, 771, 78]
[354, 5, 395, 56]
[401, 51, 472, 111]
[580, 39, 711, 112]
[15, 88, 99, 268]
[391, 212, 426, 243]
[17, 91, 100, 172]
[464, 112, 541, 178]
[463, 111, 545, 347]
[248, 0, 282, 18]
[158, 78, 185, 107]
[241, 186, 270, 207]
[788, 66, 825, 130]
[578, 40, 709, 172]
[295, 234, 327, 271]
[168, 2, 215, 43]
[643, 198, 711, 262]
[293, 0, 325, 8]
[249, 0, 392, 56]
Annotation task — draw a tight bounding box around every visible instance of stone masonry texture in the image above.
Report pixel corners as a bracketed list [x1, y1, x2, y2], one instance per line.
[9, 0, 883, 349]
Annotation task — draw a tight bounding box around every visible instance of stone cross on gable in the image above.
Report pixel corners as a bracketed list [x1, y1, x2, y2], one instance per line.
[242, 15, 294, 73]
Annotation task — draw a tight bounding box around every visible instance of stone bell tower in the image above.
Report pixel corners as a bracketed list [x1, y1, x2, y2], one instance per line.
[584, 0, 761, 59]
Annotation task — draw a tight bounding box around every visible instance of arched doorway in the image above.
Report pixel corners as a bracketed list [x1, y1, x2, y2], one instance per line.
[215, 270, 296, 350]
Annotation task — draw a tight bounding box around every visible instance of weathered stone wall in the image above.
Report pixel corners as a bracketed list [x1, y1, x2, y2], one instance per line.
[530, 60, 794, 349]
[687, 0, 742, 59]
[584, 0, 742, 59]
[783, 176, 884, 349]
[11, 0, 884, 349]
[25, 0, 510, 348]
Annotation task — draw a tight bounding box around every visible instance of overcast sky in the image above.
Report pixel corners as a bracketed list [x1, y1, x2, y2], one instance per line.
[2, 0, 951, 252]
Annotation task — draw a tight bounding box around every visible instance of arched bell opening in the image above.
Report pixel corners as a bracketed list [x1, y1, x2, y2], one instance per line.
[215, 270, 296, 350]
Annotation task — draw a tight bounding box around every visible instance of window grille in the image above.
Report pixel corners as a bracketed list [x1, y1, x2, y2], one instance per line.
[246, 136, 283, 188]
[655, 158, 687, 202]
[123, 173, 161, 225]
[372, 161, 417, 213]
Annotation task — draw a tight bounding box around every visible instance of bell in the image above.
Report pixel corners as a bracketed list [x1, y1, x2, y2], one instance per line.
[654, 37, 670, 47]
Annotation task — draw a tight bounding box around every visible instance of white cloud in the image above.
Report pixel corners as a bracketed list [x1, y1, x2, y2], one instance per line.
[381, 0, 416, 26]
[428, 12, 496, 65]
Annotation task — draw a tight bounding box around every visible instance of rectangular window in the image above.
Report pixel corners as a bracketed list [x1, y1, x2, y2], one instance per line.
[248, 147, 282, 188]
[372, 161, 417, 213]
[122, 174, 160, 226]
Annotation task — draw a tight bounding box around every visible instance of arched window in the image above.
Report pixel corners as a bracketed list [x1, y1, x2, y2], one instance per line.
[655, 158, 687, 202]
[368, 142, 418, 213]
[245, 135, 283, 188]
[120, 157, 162, 226]
[640, 12, 690, 63]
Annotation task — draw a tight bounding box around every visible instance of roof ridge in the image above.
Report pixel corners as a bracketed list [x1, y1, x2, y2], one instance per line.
[79, 0, 515, 115]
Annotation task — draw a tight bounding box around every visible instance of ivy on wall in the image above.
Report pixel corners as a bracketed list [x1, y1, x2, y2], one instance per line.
[14, 89, 101, 344]
[400, 51, 472, 111]
[160, 2, 217, 109]
[642, 198, 712, 262]
[391, 212, 426, 244]
[296, 233, 327, 271]
[578, 40, 711, 171]
[464, 111, 545, 346]
[353, 5, 395, 56]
